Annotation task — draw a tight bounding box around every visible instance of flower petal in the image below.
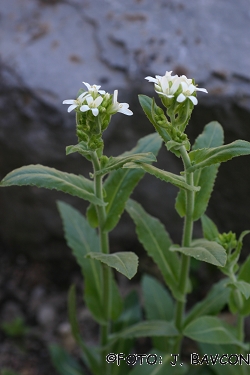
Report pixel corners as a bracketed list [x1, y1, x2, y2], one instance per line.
[196, 87, 208, 93]
[176, 93, 186, 103]
[92, 107, 99, 116]
[67, 104, 78, 112]
[145, 76, 158, 83]
[94, 96, 103, 106]
[62, 99, 74, 104]
[80, 105, 90, 112]
[188, 95, 198, 105]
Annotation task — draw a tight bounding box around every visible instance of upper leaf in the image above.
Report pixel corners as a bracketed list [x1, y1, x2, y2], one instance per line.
[188, 140, 250, 172]
[94, 153, 156, 176]
[124, 162, 200, 192]
[0, 164, 105, 206]
[102, 133, 162, 232]
[201, 214, 220, 241]
[86, 252, 138, 280]
[170, 239, 227, 267]
[176, 121, 224, 219]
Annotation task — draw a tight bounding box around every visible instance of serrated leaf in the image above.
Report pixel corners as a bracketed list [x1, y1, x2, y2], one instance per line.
[176, 122, 224, 219]
[170, 239, 227, 267]
[124, 163, 200, 192]
[94, 153, 156, 176]
[184, 278, 230, 327]
[188, 140, 250, 172]
[103, 133, 162, 232]
[201, 214, 220, 241]
[86, 252, 138, 280]
[112, 320, 178, 340]
[183, 316, 246, 349]
[142, 275, 174, 321]
[57, 201, 122, 323]
[0, 164, 105, 206]
[138, 95, 171, 143]
[126, 199, 184, 301]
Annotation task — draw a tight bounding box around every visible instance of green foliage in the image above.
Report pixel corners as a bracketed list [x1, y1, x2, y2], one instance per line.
[183, 316, 247, 349]
[201, 214, 220, 241]
[86, 251, 138, 279]
[124, 162, 200, 192]
[57, 201, 122, 323]
[126, 199, 184, 301]
[0, 165, 105, 206]
[170, 239, 227, 267]
[184, 279, 230, 327]
[49, 343, 85, 375]
[176, 121, 224, 219]
[87, 133, 163, 230]
[111, 320, 178, 341]
[188, 139, 250, 172]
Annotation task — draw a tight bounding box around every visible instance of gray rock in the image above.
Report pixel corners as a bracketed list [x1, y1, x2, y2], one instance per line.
[0, 0, 250, 258]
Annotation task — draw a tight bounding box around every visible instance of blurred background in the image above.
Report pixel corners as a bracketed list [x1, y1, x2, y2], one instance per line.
[0, 0, 250, 373]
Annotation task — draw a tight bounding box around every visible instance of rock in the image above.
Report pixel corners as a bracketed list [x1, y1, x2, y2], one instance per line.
[0, 0, 250, 258]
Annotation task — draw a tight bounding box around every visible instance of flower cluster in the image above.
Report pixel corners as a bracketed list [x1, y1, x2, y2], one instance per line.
[63, 82, 133, 116]
[145, 71, 207, 105]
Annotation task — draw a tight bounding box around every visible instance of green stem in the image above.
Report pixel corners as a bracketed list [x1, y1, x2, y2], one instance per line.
[91, 151, 111, 371]
[173, 146, 194, 352]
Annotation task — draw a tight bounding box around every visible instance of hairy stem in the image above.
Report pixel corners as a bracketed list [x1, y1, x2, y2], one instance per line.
[173, 146, 194, 352]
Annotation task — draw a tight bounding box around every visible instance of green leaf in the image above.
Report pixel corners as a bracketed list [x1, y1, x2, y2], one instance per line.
[57, 201, 122, 323]
[86, 252, 138, 280]
[94, 153, 156, 176]
[0, 165, 105, 206]
[126, 199, 184, 301]
[103, 133, 162, 232]
[124, 163, 200, 192]
[184, 278, 230, 327]
[176, 121, 224, 219]
[142, 275, 174, 321]
[112, 320, 178, 340]
[68, 285, 100, 375]
[138, 95, 171, 143]
[49, 344, 85, 375]
[228, 280, 250, 299]
[183, 316, 246, 348]
[170, 239, 227, 267]
[66, 141, 93, 157]
[201, 214, 219, 241]
[188, 140, 250, 172]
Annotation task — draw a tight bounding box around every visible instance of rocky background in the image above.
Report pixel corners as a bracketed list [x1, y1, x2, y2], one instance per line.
[0, 0, 250, 373]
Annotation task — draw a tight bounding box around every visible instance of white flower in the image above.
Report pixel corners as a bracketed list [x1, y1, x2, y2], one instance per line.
[80, 95, 103, 116]
[146, 71, 208, 105]
[82, 82, 106, 96]
[109, 90, 133, 116]
[177, 82, 208, 105]
[145, 71, 180, 98]
[62, 92, 88, 112]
